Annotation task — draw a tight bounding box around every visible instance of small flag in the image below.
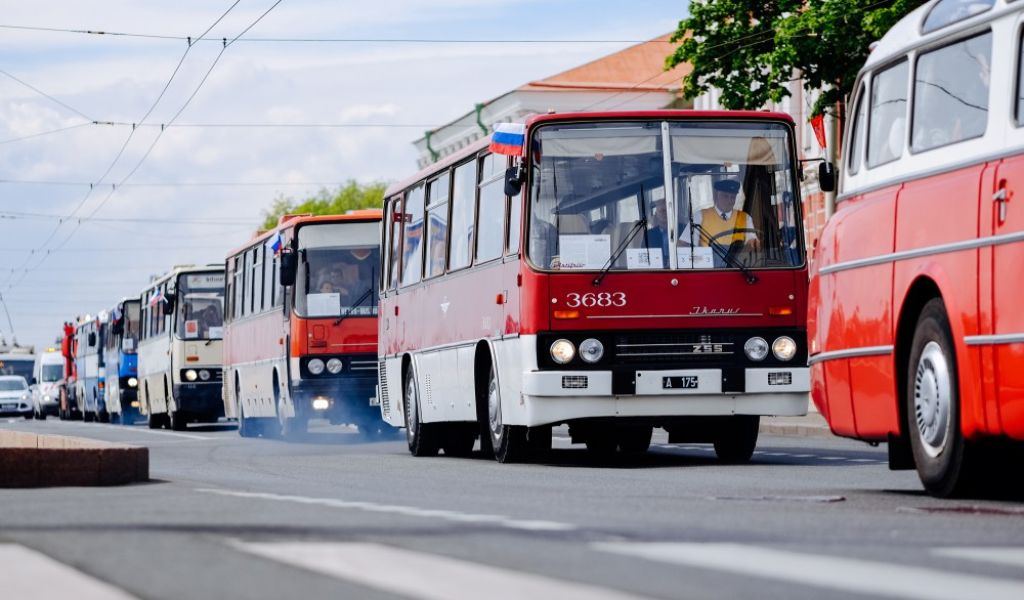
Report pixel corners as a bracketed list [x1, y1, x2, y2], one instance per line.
[270, 233, 283, 255]
[148, 290, 165, 307]
[811, 114, 828, 150]
[489, 122, 526, 156]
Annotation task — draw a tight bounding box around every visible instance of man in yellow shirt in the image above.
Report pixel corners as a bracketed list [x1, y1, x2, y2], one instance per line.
[680, 179, 761, 252]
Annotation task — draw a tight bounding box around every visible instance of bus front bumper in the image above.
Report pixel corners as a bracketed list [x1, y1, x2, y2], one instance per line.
[290, 376, 377, 421]
[519, 367, 808, 427]
[172, 383, 225, 419]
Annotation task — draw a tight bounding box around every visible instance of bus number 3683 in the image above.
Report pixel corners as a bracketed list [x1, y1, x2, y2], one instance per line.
[565, 292, 627, 308]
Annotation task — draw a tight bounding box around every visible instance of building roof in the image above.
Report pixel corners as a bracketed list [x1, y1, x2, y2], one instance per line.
[517, 33, 690, 93]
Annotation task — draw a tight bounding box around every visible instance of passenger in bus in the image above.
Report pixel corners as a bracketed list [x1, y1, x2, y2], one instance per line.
[679, 179, 760, 252]
[198, 305, 222, 337]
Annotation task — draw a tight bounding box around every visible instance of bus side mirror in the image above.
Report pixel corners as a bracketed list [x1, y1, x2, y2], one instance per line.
[87, 332, 97, 347]
[819, 161, 836, 193]
[111, 320, 123, 335]
[504, 166, 523, 197]
[279, 251, 297, 287]
[162, 293, 176, 316]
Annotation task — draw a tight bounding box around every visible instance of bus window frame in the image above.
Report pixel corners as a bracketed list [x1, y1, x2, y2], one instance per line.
[865, 58, 911, 169]
[1017, 23, 1024, 127]
[399, 183, 427, 289]
[907, 28, 994, 156]
[424, 171, 452, 280]
[474, 152, 507, 267]
[447, 157, 479, 274]
[847, 81, 868, 176]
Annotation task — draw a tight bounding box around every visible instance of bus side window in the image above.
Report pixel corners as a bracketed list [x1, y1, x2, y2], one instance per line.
[400, 184, 426, 287]
[262, 240, 273, 312]
[506, 156, 522, 256]
[449, 161, 476, 271]
[848, 83, 867, 175]
[867, 59, 909, 168]
[425, 172, 450, 279]
[1017, 28, 1024, 127]
[387, 196, 402, 290]
[233, 257, 244, 320]
[912, 32, 992, 152]
[476, 153, 505, 262]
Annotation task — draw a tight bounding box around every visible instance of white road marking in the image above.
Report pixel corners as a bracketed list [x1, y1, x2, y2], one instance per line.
[792, 453, 814, 458]
[820, 456, 845, 461]
[850, 458, 876, 463]
[61, 421, 213, 440]
[0, 544, 137, 600]
[934, 547, 1024, 568]
[594, 542, 1024, 600]
[197, 488, 577, 532]
[232, 541, 651, 600]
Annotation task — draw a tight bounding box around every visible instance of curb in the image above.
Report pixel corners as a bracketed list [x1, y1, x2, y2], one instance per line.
[759, 416, 835, 440]
[0, 431, 149, 487]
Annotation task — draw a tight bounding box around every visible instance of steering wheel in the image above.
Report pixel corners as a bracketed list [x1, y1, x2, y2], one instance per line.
[705, 228, 760, 265]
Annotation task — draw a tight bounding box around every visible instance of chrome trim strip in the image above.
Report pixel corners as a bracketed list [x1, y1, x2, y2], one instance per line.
[820, 231, 1024, 275]
[587, 313, 764, 319]
[964, 334, 1024, 346]
[808, 345, 893, 365]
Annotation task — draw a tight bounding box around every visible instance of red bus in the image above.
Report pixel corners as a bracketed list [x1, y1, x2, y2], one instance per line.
[223, 212, 390, 438]
[809, 0, 1024, 496]
[379, 110, 823, 462]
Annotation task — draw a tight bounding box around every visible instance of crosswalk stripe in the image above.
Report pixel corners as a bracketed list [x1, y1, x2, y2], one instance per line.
[0, 544, 137, 600]
[934, 547, 1024, 568]
[593, 542, 1024, 600]
[232, 541, 651, 600]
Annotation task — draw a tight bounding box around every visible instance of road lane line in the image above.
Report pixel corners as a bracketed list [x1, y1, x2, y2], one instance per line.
[196, 488, 576, 532]
[594, 542, 1024, 600]
[231, 541, 650, 600]
[934, 547, 1024, 568]
[58, 421, 213, 441]
[0, 544, 137, 600]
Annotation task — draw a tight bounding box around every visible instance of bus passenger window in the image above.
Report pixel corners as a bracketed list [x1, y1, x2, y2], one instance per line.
[425, 174, 450, 279]
[476, 155, 505, 263]
[912, 32, 992, 152]
[867, 60, 908, 167]
[922, 0, 994, 34]
[1018, 30, 1024, 127]
[400, 184, 425, 286]
[387, 197, 402, 290]
[449, 161, 476, 270]
[848, 85, 867, 175]
[507, 160, 522, 255]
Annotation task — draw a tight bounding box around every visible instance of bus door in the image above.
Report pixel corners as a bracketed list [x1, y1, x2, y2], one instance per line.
[990, 154, 1024, 435]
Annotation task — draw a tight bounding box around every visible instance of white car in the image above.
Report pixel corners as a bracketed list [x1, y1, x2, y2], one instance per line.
[31, 351, 63, 419]
[0, 375, 33, 419]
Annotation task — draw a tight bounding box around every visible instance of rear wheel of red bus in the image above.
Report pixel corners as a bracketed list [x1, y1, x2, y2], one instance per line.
[404, 363, 441, 456]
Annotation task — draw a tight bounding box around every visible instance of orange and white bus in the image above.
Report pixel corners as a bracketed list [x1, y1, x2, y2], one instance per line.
[380, 110, 822, 463]
[223, 212, 389, 438]
[809, 0, 1024, 496]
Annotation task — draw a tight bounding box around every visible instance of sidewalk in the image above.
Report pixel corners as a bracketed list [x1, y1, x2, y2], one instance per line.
[759, 413, 834, 439]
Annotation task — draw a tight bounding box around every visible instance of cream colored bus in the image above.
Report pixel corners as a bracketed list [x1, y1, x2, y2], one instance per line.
[137, 265, 225, 430]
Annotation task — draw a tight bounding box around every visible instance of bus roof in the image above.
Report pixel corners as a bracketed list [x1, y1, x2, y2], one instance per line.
[225, 210, 383, 258]
[140, 264, 224, 293]
[385, 109, 797, 196]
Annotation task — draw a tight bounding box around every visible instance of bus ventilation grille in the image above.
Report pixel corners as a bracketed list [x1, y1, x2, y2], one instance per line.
[561, 375, 588, 389]
[378, 360, 390, 416]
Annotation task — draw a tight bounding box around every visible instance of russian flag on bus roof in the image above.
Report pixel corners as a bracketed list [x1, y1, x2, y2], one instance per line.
[489, 122, 525, 156]
[270, 233, 283, 255]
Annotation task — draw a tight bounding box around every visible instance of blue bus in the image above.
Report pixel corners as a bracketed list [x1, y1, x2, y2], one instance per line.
[102, 299, 141, 424]
[74, 317, 106, 422]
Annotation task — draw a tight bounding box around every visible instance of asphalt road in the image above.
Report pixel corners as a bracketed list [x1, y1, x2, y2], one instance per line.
[1, 417, 1023, 600]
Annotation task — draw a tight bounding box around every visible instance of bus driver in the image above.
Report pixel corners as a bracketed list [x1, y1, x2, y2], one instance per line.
[680, 178, 760, 251]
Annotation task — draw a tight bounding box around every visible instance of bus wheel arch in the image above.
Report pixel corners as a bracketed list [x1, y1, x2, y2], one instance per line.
[474, 340, 530, 463]
[402, 353, 440, 456]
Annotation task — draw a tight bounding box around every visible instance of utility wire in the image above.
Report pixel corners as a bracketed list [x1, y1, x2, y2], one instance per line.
[0, 67, 94, 120]
[0, 121, 93, 145]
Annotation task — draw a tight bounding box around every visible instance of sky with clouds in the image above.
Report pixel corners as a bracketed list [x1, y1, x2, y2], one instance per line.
[0, 0, 687, 349]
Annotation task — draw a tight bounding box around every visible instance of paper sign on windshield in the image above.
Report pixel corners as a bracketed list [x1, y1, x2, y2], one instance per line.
[678, 247, 714, 269]
[557, 235, 610, 270]
[184, 319, 199, 338]
[208, 326, 223, 339]
[626, 248, 664, 270]
[307, 293, 340, 317]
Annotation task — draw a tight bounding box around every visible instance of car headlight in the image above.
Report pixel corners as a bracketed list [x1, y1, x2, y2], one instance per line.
[773, 336, 797, 361]
[198, 369, 211, 381]
[184, 369, 198, 382]
[308, 358, 325, 375]
[128, 377, 138, 387]
[550, 339, 576, 364]
[326, 358, 343, 374]
[744, 337, 769, 361]
[44, 395, 52, 402]
[579, 338, 604, 363]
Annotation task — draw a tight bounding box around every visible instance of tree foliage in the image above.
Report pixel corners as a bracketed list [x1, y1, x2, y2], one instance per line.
[260, 179, 386, 230]
[668, 0, 926, 120]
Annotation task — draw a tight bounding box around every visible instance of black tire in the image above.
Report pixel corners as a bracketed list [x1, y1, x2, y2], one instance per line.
[585, 436, 618, 458]
[83, 410, 95, 423]
[169, 410, 188, 431]
[713, 416, 760, 463]
[441, 423, 477, 457]
[906, 298, 977, 497]
[98, 411, 109, 424]
[483, 363, 527, 463]
[618, 426, 653, 454]
[238, 401, 258, 438]
[23, 413, 32, 420]
[404, 364, 441, 456]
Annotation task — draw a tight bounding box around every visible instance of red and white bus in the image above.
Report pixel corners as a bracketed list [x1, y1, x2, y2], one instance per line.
[379, 110, 823, 462]
[223, 212, 389, 438]
[809, 0, 1024, 496]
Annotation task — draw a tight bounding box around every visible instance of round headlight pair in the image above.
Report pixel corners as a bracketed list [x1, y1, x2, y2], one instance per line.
[308, 358, 325, 375]
[198, 369, 211, 381]
[550, 338, 604, 364]
[744, 336, 797, 362]
[326, 358, 343, 374]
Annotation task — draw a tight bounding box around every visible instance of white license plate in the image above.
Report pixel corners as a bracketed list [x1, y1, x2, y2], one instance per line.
[662, 376, 699, 389]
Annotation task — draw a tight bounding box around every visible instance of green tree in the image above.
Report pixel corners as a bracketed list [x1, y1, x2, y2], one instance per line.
[260, 179, 387, 230]
[667, 0, 925, 122]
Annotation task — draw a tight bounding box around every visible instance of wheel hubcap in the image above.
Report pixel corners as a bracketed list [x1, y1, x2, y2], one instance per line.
[405, 375, 419, 435]
[914, 341, 951, 458]
[487, 370, 502, 440]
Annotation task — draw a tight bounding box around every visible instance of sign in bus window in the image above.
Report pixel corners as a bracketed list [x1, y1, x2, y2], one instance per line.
[556, 234, 610, 270]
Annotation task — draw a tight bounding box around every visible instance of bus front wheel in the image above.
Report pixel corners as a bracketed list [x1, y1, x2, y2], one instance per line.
[713, 416, 759, 463]
[404, 365, 440, 456]
[485, 364, 528, 463]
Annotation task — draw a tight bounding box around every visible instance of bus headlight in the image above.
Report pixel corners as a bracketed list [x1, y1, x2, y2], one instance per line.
[184, 369, 198, 382]
[308, 358, 325, 375]
[579, 338, 604, 363]
[773, 336, 797, 361]
[550, 339, 575, 364]
[326, 358, 343, 374]
[127, 377, 138, 388]
[744, 337, 769, 362]
[198, 369, 211, 381]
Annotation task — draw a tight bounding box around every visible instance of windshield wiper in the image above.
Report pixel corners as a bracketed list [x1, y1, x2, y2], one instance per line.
[334, 286, 374, 326]
[592, 218, 647, 286]
[693, 223, 758, 285]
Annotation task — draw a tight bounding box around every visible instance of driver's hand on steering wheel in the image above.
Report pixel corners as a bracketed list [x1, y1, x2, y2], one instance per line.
[744, 238, 762, 252]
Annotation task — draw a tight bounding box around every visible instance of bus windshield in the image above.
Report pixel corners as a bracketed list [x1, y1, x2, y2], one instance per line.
[176, 272, 225, 340]
[40, 363, 62, 382]
[527, 120, 802, 272]
[122, 301, 140, 352]
[295, 222, 380, 319]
